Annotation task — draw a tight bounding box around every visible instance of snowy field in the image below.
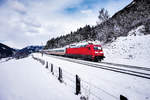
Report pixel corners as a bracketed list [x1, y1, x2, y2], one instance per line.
[1, 53, 150, 100]
[0, 56, 79, 100]
[0, 26, 150, 100]
[33, 53, 150, 100]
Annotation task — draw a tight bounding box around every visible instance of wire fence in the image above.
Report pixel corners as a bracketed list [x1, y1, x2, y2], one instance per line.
[32, 55, 128, 100]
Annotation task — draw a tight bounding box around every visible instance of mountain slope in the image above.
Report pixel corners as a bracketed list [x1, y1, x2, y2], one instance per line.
[94, 0, 150, 42]
[0, 43, 15, 59]
[14, 46, 43, 59]
[103, 25, 150, 67]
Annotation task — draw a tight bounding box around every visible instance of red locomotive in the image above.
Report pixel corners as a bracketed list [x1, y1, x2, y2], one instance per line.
[45, 43, 105, 62]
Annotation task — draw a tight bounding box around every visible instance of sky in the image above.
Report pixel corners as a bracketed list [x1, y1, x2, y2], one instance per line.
[0, 0, 132, 48]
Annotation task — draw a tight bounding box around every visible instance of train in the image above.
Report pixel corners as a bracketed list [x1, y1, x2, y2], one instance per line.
[44, 43, 105, 62]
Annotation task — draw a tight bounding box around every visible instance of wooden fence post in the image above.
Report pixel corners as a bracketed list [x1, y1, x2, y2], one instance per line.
[46, 62, 48, 69]
[51, 64, 54, 75]
[120, 95, 128, 100]
[43, 60, 45, 65]
[75, 75, 81, 95]
[58, 67, 63, 83]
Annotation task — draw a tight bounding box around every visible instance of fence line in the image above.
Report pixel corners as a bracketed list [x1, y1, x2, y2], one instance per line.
[32, 55, 128, 100]
[81, 79, 118, 99]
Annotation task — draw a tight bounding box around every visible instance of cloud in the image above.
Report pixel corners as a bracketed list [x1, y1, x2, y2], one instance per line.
[0, 0, 132, 48]
[80, 9, 93, 15]
[10, 0, 26, 14]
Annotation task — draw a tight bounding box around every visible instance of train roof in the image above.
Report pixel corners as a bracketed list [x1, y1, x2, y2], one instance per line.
[68, 43, 101, 48]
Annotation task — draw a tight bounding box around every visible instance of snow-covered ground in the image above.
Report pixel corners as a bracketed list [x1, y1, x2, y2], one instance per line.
[0, 26, 150, 100]
[0, 56, 79, 100]
[33, 53, 150, 100]
[103, 27, 150, 68]
[1, 52, 149, 100]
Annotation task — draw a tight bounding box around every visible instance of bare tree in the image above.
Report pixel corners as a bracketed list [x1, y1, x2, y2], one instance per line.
[97, 8, 110, 24]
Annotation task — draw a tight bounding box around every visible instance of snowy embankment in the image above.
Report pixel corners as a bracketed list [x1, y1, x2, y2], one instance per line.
[103, 26, 150, 68]
[0, 56, 79, 100]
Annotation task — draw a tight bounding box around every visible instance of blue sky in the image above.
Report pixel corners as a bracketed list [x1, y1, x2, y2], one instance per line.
[0, 0, 132, 48]
[65, 0, 101, 13]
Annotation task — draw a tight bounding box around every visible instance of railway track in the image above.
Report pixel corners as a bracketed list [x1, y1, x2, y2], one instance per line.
[45, 54, 150, 80]
[101, 62, 150, 71]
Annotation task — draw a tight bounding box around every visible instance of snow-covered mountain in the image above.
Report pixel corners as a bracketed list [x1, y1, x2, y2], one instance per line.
[0, 43, 44, 60]
[95, 0, 150, 43]
[0, 43, 16, 59]
[14, 46, 43, 59]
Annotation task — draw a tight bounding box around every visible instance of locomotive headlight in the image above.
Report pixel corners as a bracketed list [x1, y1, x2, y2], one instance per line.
[99, 51, 103, 53]
[95, 51, 103, 54]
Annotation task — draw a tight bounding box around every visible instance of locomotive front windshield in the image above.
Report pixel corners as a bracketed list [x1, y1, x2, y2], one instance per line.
[94, 46, 102, 50]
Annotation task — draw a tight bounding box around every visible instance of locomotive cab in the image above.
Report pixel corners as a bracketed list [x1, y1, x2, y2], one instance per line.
[89, 45, 105, 62]
[83, 44, 104, 62]
[93, 45, 103, 56]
